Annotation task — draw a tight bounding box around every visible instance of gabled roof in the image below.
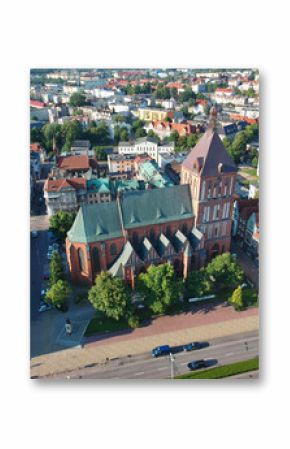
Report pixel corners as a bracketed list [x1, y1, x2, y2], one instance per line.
[67, 202, 123, 243]
[57, 154, 90, 171]
[182, 129, 237, 176]
[44, 177, 86, 192]
[121, 184, 193, 229]
[109, 241, 142, 277]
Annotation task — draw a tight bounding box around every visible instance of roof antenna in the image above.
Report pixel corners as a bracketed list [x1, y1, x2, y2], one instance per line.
[208, 106, 217, 131]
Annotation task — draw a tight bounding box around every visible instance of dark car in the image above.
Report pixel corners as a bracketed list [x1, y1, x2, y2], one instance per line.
[43, 272, 50, 281]
[151, 345, 171, 358]
[183, 342, 210, 351]
[187, 359, 207, 370]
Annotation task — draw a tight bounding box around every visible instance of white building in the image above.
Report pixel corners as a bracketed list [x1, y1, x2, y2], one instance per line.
[118, 137, 174, 162]
[94, 88, 115, 98]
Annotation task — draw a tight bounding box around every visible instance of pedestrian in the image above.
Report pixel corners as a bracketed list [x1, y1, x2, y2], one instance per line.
[65, 318, 72, 336]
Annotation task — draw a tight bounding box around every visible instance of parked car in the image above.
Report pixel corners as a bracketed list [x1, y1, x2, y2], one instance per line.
[48, 231, 57, 243]
[183, 342, 209, 351]
[187, 359, 207, 371]
[151, 345, 171, 358]
[38, 302, 53, 313]
[43, 272, 50, 281]
[31, 230, 38, 238]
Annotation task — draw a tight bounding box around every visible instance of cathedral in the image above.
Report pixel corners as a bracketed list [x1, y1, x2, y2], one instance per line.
[66, 108, 237, 286]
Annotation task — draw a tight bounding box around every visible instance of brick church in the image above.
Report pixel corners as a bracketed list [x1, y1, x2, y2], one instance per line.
[66, 107, 237, 286]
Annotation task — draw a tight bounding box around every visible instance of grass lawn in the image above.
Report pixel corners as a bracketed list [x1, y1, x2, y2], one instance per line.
[85, 315, 130, 337]
[243, 167, 258, 177]
[176, 358, 259, 379]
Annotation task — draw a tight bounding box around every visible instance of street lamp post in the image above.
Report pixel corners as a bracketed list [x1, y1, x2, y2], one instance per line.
[169, 353, 175, 379]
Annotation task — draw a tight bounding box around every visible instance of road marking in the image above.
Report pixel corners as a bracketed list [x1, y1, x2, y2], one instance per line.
[134, 371, 145, 376]
[203, 336, 258, 352]
[157, 367, 167, 371]
[181, 362, 189, 366]
[225, 352, 235, 356]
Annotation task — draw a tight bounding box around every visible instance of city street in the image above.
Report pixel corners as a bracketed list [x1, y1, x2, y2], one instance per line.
[45, 330, 258, 379]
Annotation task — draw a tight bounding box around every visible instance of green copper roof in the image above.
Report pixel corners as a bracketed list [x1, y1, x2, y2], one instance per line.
[121, 184, 193, 229]
[67, 184, 194, 243]
[87, 178, 111, 194]
[67, 202, 123, 243]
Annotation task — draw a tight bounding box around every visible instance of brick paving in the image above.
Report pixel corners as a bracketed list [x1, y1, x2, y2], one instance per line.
[30, 306, 259, 378]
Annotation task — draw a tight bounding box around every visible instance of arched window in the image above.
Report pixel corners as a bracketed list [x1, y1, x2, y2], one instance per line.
[78, 247, 86, 272]
[110, 243, 117, 256]
[166, 226, 171, 239]
[149, 228, 155, 243]
[182, 223, 188, 235]
[92, 247, 100, 272]
[132, 232, 139, 248]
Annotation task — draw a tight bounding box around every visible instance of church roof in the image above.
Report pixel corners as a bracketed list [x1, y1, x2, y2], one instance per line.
[121, 185, 193, 229]
[109, 241, 142, 277]
[182, 129, 237, 177]
[67, 201, 123, 243]
[67, 184, 194, 243]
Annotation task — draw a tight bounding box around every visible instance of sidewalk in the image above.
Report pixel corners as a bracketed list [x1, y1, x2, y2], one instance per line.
[30, 308, 259, 378]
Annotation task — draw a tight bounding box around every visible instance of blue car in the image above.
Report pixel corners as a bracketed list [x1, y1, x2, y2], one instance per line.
[187, 359, 207, 370]
[151, 345, 171, 358]
[183, 342, 209, 351]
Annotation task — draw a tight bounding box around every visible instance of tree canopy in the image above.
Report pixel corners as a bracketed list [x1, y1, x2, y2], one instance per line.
[46, 280, 71, 307]
[136, 263, 183, 314]
[49, 251, 65, 287]
[88, 272, 131, 320]
[186, 269, 213, 298]
[205, 253, 244, 289]
[69, 92, 86, 107]
[49, 211, 76, 242]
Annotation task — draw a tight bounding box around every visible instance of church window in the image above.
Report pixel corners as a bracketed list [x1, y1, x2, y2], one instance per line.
[110, 243, 117, 256]
[78, 248, 86, 272]
[200, 181, 206, 200]
[92, 247, 100, 272]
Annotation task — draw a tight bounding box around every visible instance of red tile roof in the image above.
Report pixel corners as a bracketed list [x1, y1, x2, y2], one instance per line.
[57, 155, 90, 171]
[44, 178, 86, 192]
[30, 99, 45, 108]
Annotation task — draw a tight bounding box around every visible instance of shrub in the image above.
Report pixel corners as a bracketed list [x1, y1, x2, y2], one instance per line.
[127, 314, 140, 329]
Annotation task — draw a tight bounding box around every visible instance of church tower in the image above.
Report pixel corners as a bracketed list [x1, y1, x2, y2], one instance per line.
[181, 107, 237, 260]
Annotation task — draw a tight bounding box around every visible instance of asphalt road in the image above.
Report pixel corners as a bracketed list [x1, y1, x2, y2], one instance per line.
[30, 230, 48, 322]
[48, 330, 259, 379]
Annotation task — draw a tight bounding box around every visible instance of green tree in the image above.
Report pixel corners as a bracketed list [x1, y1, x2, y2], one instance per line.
[179, 86, 195, 103]
[88, 272, 131, 320]
[186, 269, 213, 298]
[62, 120, 83, 151]
[49, 250, 64, 287]
[30, 127, 44, 145]
[46, 280, 71, 308]
[49, 211, 76, 242]
[69, 92, 86, 107]
[205, 253, 244, 290]
[93, 146, 107, 160]
[112, 114, 127, 123]
[135, 127, 146, 138]
[132, 119, 145, 131]
[42, 123, 62, 151]
[169, 130, 179, 144]
[187, 133, 199, 148]
[119, 128, 129, 141]
[127, 314, 140, 329]
[229, 286, 244, 311]
[136, 263, 183, 315]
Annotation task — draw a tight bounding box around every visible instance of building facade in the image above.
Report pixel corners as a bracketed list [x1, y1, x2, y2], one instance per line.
[118, 137, 174, 162]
